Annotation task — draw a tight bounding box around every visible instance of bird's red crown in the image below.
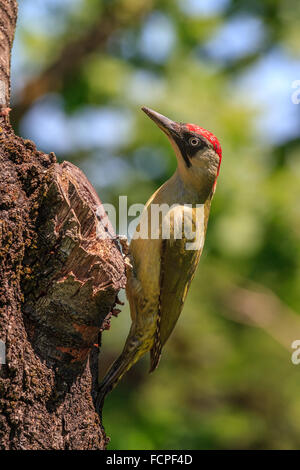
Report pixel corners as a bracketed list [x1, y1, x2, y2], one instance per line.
[186, 124, 222, 158]
[186, 123, 222, 176]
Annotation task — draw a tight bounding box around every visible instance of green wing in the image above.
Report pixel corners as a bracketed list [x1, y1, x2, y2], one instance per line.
[149, 197, 213, 372]
[149, 235, 201, 372]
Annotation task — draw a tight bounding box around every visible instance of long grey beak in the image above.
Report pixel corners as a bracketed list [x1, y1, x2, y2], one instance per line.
[141, 106, 179, 137]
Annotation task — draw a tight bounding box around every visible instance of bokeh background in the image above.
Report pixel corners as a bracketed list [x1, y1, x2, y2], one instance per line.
[11, 0, 300, 449]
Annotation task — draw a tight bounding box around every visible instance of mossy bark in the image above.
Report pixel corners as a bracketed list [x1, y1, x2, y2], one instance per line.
[0, 0, 126, 449]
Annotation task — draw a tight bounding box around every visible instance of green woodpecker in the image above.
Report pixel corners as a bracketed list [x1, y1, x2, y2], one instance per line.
[96, 107, 222, 410]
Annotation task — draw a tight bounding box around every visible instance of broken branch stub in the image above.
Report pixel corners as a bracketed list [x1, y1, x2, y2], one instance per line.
[22, 160, 126, 374]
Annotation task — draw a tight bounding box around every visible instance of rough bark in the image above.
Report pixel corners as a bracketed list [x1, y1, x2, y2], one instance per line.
[0, 0, 126, 449]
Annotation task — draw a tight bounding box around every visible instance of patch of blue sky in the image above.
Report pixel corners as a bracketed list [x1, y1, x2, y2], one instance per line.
[11, 0, 83, 95]
[128, 70, 166, 105]
[202, 14, 266, 62]
[178, 0, 230, 17]
[20, 95, 134, 155]
[20, 95, 73, 154]
[80, 153, 132, 189]
[133, 147, 168, 180]
[69, 107, 134, 150]
[11, 37, 30, 97]
[17, 0, 82, 36]
[235, 48, 300, 144]
[139, 12, 176, 64]
[108, 30, 137, 60]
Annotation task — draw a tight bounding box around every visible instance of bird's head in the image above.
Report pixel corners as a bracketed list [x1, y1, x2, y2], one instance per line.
[142, 106, 222, 198]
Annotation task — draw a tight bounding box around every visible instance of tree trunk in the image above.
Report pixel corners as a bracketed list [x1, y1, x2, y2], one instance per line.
[0, 0, 126, 450]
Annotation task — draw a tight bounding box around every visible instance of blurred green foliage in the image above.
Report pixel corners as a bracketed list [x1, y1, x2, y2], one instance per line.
[12, 0, 300, 449]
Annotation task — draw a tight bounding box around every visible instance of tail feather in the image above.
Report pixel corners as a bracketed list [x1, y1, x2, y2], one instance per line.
[149, 305, 162, 372]
[96, 355, 128, 412]
[95, 343, 143, 413]
[149, 340, 162, 372]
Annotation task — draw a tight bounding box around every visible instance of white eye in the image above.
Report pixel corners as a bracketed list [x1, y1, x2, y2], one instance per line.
[189, 137, 200, 146]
